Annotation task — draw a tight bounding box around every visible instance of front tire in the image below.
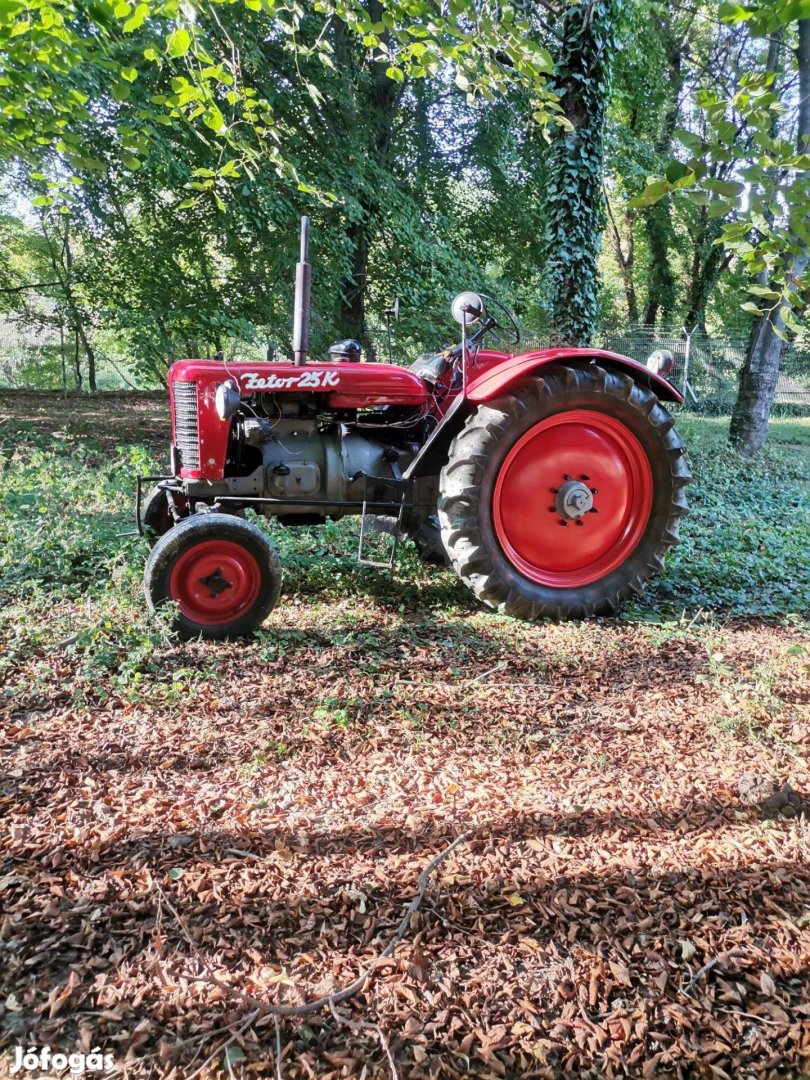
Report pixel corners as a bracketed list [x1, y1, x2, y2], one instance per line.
[141, 485, 187, 542]
[438, 365, 690, 620]
[144, 513, 282, 639]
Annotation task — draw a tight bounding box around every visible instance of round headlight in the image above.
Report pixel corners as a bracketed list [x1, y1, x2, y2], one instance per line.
[215, 381, 242, 420]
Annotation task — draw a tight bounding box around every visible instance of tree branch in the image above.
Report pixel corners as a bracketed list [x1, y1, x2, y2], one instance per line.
[0, 280, 63, 294]
[153, 828, 477, 1022]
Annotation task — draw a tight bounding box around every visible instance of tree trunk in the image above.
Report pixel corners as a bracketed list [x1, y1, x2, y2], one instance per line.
[59, 321, 67, 397]
[682, 219, 732, 334]
[72, 328, 82, 390]
[334, 0, 401, 356]
[729, 22, 808, 455]
[642, 13, 683, 326]
[606, 196, 638, 322]
[42, 217, 98, 391]
[642, 203, 676, 325]
[338, 213, 372, 351]
[62, 223, 98, 391]
[544, 0, 618, 345]
[76, 319, 97, 391]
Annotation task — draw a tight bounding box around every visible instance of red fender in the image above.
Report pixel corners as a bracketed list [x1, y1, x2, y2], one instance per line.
[466, 348, 683, 404]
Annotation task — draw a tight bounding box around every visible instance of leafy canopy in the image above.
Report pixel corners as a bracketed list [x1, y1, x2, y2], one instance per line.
[0, 0, 565, 206]
[629, 1, 810, 334]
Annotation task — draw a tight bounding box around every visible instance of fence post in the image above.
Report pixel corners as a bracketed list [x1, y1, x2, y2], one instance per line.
[59, 320, 67, 398]
[682, 326, 699, 405]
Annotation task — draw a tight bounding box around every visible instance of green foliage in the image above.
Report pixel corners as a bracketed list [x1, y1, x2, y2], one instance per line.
[628, 4, 810, 331]
[0, 0, 563, 205]
[1, 0, 805, 391]
[636, 416, 810, 617]
[0, 0, 567, 383]
[542, 0, 619, 344]
[1, 407, 807, 705]
[0, 430, 178, 701]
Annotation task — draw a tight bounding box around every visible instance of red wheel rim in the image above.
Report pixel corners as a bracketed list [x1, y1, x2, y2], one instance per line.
[492, 409, 653, 588]
[169, 540, 261, 625]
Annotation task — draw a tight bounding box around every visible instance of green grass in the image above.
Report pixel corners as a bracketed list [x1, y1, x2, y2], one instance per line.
[637, 414, 810, 619]
[0, 408, 807, 701]
[682, 412, 810, 447]
[764, 415, 810, 446]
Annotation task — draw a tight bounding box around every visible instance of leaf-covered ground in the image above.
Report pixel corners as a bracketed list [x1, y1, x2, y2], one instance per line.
[1, 393, 809, 1078]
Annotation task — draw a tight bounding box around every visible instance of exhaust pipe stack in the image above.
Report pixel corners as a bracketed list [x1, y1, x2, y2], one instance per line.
[292, 216, 311, 366]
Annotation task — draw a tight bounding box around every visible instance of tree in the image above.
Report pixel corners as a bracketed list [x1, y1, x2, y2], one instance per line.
[631, 2, 810, 452]
[1, 0, 571, 384]
[543, 0, 619, 344]
[730, 21, 809, 454]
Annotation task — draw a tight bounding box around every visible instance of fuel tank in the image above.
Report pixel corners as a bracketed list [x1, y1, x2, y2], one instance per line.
[170, 359, 429, 409]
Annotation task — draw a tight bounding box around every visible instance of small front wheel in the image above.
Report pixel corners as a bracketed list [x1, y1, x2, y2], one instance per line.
[144, 513, 282, 638]
[140, 485, 188, 543]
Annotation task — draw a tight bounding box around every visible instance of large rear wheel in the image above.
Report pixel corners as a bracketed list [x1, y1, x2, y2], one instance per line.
[361, 513, 449, 565]
[438, 365, 690, 620]
[144, 513, 282, 638]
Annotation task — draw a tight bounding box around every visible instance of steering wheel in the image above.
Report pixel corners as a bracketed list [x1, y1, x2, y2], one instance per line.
[479, 294, 521, 347]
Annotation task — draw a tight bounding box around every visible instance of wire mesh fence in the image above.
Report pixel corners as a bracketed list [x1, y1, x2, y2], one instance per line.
[2, 315, 809, 416]
[520, 325, 810, 415]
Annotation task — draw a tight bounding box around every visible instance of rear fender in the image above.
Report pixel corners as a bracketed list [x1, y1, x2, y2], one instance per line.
[466, 348, 683, 405]
[404, 348, 682, 481]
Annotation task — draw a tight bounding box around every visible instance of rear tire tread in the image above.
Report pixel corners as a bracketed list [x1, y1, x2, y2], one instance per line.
[438, 364, 691, 621]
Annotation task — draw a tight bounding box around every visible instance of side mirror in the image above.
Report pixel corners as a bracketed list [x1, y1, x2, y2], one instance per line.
[451, 291, 484, 326]
[646, 349, 675, 377]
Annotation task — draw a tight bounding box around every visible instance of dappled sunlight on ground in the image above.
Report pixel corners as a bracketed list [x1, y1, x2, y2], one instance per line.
[1, 393, 809, 1076]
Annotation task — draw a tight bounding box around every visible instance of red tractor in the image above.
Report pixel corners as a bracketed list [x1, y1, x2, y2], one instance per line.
[140, 219, 690, 638]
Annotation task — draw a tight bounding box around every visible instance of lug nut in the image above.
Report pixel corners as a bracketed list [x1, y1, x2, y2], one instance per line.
[548, 506, 557, 513]
[563, 474, 572, 481]
[558, 520, 568, 527]
[550, 487, 559, 494]
[580, 474, 590, 481]
[590, 488, 598, 495]
[589, 507, 599, 514]
[575, 519, 584, 526]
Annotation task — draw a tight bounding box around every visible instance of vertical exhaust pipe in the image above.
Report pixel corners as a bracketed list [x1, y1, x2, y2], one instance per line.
[293, 215, 311, 366]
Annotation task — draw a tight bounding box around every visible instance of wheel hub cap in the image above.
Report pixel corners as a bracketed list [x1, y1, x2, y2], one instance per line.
[169, 540, 261, 625]
[201, 569, 232, 597]
[492, 409, 654, 588]
[555, 480, 594, 520]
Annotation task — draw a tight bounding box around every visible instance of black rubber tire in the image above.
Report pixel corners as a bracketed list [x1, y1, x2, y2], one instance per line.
[141, 486, 188, 543]
[438, 365, 690, 620]
[409, 515, 449, 566]
[362, 514, 449, 566]
[144, 513, 282, 639]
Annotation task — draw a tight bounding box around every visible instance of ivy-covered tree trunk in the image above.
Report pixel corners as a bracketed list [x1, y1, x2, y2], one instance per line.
[641, 12, 683, 327]
[544, 0, 618, 345]
[729, 21, 809, 455]
[642, 204, 676, 325]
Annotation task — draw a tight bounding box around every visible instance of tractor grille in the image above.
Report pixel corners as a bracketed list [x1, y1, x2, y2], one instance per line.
[172, 381, 200, 470]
